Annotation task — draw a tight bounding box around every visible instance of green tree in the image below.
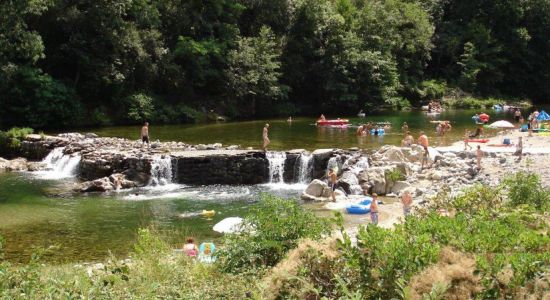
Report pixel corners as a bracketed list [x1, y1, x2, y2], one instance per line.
[226, 26, 286, 116]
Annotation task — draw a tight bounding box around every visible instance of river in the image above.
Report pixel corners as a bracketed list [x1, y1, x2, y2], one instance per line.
[0, 109, 517, 263]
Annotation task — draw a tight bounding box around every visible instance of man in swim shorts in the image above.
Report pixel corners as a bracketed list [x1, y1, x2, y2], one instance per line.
[141, 122, 150, 147]
[328, 168, 338, 202]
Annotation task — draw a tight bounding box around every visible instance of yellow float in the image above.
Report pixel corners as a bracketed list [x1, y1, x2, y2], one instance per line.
[201, 210, 216, 218]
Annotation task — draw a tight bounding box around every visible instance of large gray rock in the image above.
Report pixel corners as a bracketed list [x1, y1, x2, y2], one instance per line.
[303, 179, 328, 197]
[391, 181, 411, 194]
[383, 147, 407, 163]
[79, 177, 114, 192]
[109, 173, 137, 189]
[358, 167, 386, 195]
[338, 171, 359, 195]
[312, 149, 334, 179]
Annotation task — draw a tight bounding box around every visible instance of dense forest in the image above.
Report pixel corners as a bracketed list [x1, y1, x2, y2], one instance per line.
[1, 0, 550, 129]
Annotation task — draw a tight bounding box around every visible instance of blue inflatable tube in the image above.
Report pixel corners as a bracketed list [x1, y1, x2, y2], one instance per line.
[370, 128, 385, 135]
[346, 197, 373, 215]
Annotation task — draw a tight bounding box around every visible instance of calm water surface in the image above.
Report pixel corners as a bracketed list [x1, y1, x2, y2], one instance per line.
[86, 110, 517, 150]
[2, 109, 519, 263]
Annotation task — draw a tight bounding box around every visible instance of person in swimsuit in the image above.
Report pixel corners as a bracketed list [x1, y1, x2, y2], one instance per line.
[514, 109, 522, 123]
[328, 168, 338, 202]
[401, 122, 408, 134]
[476, 145, 483, 170]
[262, 123, 270, 151]
[370, 193, 379, 225]
[183, 237, 198, 257]
[401, 190, 412, 217]
[141, 122, 150, 147]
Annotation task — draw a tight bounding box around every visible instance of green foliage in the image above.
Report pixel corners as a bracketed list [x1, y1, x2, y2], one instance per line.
[386, 168, 405, 182]
[0, 127, 34, 158]
[226, 26, 287, 117]
[420, 80, 448, 100]
[503, 171, 550, 210]
[217, 194, 332, 273]
[126, 93, 155, 122]
[0, 67, 83, 129]
[443, 96, 506, 109]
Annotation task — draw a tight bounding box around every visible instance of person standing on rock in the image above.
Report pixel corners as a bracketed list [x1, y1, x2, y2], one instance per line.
[141, 122, 150, 148]
[262, 123, 270, 151]
[328, 168, 338, 202]
[370, 193, 379, 225]
[418, 131, 430, 169]
[476, 145, 483, 170]
[401, 190, 412, 217]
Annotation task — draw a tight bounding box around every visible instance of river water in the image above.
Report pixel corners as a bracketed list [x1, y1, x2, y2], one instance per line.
[1, 109, 518, 263]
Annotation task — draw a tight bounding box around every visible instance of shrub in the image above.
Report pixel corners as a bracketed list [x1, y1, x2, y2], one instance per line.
[0, 127, 34, 158]
[126, 93, 155, 122]
[217, 194, 332, 274]
[420, 80, 448, 100]
[502, 171, 550, 210]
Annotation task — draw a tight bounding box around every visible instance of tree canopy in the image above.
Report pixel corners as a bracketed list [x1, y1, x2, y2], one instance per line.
[1, 0, 549, 129]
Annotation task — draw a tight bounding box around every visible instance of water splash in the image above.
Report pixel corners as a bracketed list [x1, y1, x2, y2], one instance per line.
[266, 151, 286, 183]
[37, 147, 81, 179]
[295, 152, 313, 184]
[149, 156, 173, 186]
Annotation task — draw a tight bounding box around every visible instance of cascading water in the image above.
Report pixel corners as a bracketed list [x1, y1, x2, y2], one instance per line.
[295, 153, 313, 184]
[149, 156, 173, 186]
[38, 147, 81, 179]
[266, 151, 286, 183]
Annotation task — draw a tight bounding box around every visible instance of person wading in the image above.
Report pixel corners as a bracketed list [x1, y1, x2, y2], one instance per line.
[141, 122, 150, 148]
[370, 193, 379, 225]
[262, 123, 270, 151]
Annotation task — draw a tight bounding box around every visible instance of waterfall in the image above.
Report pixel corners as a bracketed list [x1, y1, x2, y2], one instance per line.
[38, 147, 81, 179]
[266, 151, 286, 183]
[149, 156, 173, 186]
[295, 153, 313, 184]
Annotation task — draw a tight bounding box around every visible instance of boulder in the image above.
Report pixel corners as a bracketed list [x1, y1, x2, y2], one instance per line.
[358, 167, 386, 195]
[312, 149, 334, 179]
[301, 189, 345, 202]
[25, 134, 43, 141]
[109, 173, 137, 189]
[5, 158, 28, 171]
[303, 179, 328, 197]
[84, 133, 99, 139]
[391, 181, 411, 194]
[338, 171, 359, 194]
[383, 147, 407, 162]
[27, 161, 46, 171]
[79, 177, 114, 192]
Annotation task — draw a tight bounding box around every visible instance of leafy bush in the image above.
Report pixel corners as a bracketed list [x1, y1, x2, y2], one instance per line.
[444, 96, 504, 109]
[0, 127, 34, 158]
[217, 194, 332, 273]
[126, 93, 155, 122]
[503, 171, 550, 210]
[420, 80, 448, 100]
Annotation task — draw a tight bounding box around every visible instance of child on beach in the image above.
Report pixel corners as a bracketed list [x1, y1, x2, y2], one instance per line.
[370, 194, 379, 225]
[183, 237, 198, 257]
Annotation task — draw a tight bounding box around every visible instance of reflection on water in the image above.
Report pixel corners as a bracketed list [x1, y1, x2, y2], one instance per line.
[0, 172, 305, 263]
[77, 109, 517, 150]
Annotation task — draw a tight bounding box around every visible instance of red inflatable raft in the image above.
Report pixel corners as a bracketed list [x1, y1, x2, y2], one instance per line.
[317, 119, 349, 126]
[464, 139, 489, 143]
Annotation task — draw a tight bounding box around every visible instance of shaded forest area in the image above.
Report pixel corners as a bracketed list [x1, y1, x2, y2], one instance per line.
[1, 0, 549, 129]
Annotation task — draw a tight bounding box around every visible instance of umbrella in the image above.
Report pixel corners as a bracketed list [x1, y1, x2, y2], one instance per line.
[488, 120, 515, 129]
[213, 217, 243, 233]
[537, 110, 550, 121]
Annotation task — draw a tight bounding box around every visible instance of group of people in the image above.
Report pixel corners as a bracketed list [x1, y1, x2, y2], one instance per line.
[356, 122, 390, 136]
[427, 100, 443, 113]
